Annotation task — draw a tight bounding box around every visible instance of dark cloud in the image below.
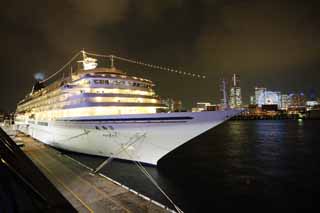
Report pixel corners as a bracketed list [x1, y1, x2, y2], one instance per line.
[193, 0, 320, 103]
[197, 0, 320, 72]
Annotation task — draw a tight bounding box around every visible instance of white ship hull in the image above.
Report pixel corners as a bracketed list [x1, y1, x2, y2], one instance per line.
[16, 110, 240, 165]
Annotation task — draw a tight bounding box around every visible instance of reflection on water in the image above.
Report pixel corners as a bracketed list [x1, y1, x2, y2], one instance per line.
[65, 120, 320, 212]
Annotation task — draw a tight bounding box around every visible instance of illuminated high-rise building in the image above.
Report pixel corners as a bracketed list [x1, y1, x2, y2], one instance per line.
[220, 78, 228, 109]
[289, 93, 307, 107]
[280, 94, 289, 110]
[250, 96, 256, 105]
[255, 87, 281, 108]
[161, 98, 183, 112]
[265, 91, 281, 106]
[229, 74, 242, 108]
[255, 87, 267, 107]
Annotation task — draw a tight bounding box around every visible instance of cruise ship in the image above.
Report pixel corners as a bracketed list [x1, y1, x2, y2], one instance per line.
[15, 51, 240, 165]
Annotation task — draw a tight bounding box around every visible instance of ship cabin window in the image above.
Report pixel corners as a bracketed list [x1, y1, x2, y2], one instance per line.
[112, 80, 126, 86]
[128, 81, 151, 88]
[131, 82, 144, 87]
[94, 79, 109, 85]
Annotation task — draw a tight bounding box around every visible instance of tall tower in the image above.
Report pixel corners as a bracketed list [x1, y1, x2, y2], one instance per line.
[220, 78, 228, 109]
[229, 74, 242, 108]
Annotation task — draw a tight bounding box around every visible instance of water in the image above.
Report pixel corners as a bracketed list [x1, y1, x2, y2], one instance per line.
[64, 120, 320, 212]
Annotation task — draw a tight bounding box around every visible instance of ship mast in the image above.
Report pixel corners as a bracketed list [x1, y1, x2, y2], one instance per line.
[110, 55, 115, 68]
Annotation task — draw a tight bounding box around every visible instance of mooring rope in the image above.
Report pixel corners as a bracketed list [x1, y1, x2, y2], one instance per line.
[120, 147, 184, 213]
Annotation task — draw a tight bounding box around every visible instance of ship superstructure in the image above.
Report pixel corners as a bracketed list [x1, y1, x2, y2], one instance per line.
[16, 52, 165, 122]
[15, 51, 240, 165]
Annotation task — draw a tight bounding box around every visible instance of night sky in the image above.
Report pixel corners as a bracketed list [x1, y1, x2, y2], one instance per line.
[1, 0, 320, 111]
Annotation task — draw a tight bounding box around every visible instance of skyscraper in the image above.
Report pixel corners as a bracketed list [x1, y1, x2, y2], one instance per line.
[220, 78, 228, 109]
[229, 74, 242, 108]
[289, 93, 307, 107]
[280, 94, 289, 110]
[255, 87, 267, 107]
[250, 96, 256, 105]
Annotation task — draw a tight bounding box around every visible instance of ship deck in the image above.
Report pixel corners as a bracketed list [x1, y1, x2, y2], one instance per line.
[2, 125, 173, 213]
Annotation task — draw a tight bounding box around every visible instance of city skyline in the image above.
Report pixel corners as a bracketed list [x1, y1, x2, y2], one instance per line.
[215, 73, 318, 109]
[1, 0, 320, 111]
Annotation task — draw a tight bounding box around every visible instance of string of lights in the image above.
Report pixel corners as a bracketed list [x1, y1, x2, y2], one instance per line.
[41, 50, 206, 83]
[85, 51, 206, 79]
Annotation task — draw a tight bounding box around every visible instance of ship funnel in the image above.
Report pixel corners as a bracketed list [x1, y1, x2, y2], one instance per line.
[31, 81, 45, 94]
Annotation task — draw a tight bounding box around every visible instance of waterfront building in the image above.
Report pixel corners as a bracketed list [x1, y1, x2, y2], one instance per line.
[306, 101, 319, 111]
[286, 93, 307, 114]
[220, 78, 228, 109]
[250, 96, 255, 105]
[280, 94, 289, 110]
[161, 98, 183, 112]
[255, 87, 267, 107]
[206, 105, 218, 111]
[229, 74, 242, 108]
[289, 93, 307, 107]
[265, 91, 281, 107]
[255, 87, 281, 108]
[192, 102, 212, 112]
[173, 99, 183, 112]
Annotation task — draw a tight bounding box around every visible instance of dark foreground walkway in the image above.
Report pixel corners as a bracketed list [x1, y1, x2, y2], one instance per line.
[0, 126, 76, 212]
[1, 126, 172, 213]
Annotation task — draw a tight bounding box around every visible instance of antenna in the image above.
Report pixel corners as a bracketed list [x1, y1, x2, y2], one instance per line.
[70, 66, 73, 77]
[110, 55, 115, 68]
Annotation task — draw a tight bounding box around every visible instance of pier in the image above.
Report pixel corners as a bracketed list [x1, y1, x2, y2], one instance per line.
[230, 109, 320, 120]
[0, 126, 76, 212]
[1, 125, 173, 213]
[231, 113, 301, 120]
